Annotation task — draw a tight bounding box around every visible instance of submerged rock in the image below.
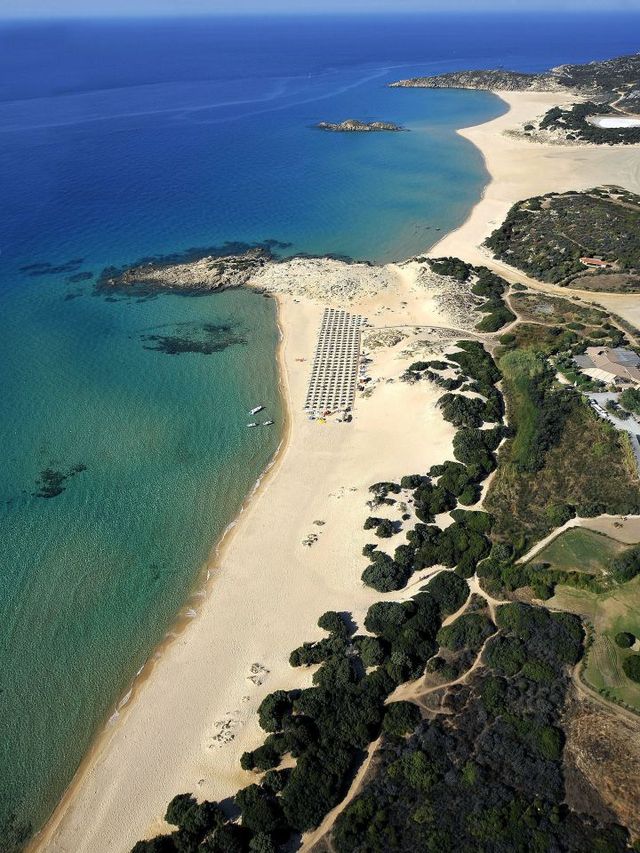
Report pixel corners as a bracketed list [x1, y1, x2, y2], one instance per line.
[33, 464, 87, 499]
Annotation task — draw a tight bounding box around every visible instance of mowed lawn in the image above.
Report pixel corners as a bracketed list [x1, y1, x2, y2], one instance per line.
[550, 575, 640, 712]
[532, 527, 627, 575]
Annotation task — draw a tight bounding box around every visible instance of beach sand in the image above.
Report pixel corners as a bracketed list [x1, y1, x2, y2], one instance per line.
[34, 89, 640, 853]
[34, 267, 464, 852]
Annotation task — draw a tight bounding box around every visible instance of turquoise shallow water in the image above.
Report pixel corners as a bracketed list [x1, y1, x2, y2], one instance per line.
[0, 279, 283, 836]
[3, 10, 640, 844]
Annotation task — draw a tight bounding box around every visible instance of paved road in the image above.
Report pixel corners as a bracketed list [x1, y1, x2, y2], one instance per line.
[588, 392, 640, 472]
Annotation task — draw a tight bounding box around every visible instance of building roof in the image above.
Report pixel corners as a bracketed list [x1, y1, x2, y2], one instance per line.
[580, 257, 611, 266]
[583, 346, 640, 383]
[583, 367, 619, 383]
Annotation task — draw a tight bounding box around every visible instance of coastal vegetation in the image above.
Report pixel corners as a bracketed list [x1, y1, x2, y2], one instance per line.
[364, 342, 503, 592]
[112, 225, 640, 852]
[425, 258, 515, 331]
[130, 316, 640, 851]
[485, 187, 640, 289]
[332, 603, 630, 853]
[484, 379, 640, 553]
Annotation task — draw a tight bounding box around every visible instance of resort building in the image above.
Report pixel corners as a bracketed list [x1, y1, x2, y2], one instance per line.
[574, 346, 640, 385]
[305, 308, 366, 415]
[579, 257, 613, 268]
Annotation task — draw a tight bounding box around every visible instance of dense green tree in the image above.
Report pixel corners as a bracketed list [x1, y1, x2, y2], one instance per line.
[382, 701, 422, 737]
[235, 785, 284, 836]
[623, 654, 640, 683]
[257, 691, 293, 733]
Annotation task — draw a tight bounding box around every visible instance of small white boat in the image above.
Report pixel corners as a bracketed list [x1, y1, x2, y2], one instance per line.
[247, 422, 258, 428]
[250, 405, 264, 415]
[263, 420, 274, 426]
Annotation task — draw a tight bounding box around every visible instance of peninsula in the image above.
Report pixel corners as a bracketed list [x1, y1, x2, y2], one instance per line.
[389, 52, 640, 108]
[98, 247, 271, 294]
[390, 53, 640, 145]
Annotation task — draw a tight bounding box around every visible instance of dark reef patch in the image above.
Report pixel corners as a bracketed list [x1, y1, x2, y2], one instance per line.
[141, 322, 247, 355]
[33, 464, 87, 499]
[66, 271, 94, 283]
[19, 259, 84, 277]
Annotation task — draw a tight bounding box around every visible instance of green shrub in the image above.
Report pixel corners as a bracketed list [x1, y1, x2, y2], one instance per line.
[611, 545, 640, 583]
[317, 610, 350, 636]
[354, 635, 387, 667]
[235, 784, 285, 836]
[614, 631, 635, 648]
[422, 571, 468, 615]
[258, 691, 293, 733]
[437, 613, 495, 652]
[382, 701, 422, 737]
[622, 654, 640, 683]
[427, 257, 472, 281]
[165, 794, 224, 839]
[484, 635, 526, 676]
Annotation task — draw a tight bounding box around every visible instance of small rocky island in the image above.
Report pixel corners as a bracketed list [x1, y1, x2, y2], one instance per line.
[316, 118, 405, 132]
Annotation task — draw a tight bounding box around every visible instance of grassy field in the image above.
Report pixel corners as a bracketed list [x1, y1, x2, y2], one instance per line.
[550, 576, 640, 712]
[509, 292, 609, 328]
[531, 528, 626, 576]
[497, 349, 545, 470]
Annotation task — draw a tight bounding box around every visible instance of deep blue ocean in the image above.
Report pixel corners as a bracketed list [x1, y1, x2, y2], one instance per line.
[1, 11, 639, 842]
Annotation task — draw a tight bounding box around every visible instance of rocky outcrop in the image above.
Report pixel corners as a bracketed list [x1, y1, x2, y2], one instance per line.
[316, 119, 404, 132]
[98, 247, 271, 294]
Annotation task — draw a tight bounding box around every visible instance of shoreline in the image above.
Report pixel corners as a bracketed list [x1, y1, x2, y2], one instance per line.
[32, 88, 640, 853]
[29, 292, 294, 852]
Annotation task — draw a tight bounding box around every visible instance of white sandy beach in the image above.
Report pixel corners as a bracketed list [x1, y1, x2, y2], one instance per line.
[34, 88, 640, 853]
[34, 264, 466, 852]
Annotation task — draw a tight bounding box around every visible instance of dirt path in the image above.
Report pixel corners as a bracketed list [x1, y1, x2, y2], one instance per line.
[476, 253, 640, 347]
[300, 736, 382, 853]
[570, 660, 640, 726]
